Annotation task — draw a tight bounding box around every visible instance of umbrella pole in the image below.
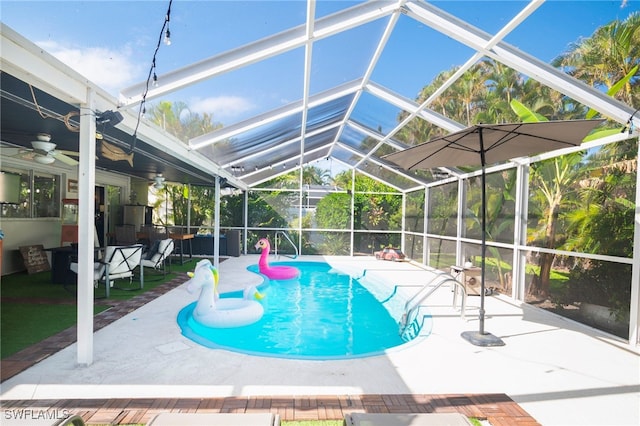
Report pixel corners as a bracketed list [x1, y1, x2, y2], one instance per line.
[461, 129, 505, 347]
[480, 164, 487, 334]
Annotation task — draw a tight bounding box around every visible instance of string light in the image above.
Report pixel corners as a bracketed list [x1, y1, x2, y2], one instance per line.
[164, 7, 172, 46]
[129, 0, 173, 154]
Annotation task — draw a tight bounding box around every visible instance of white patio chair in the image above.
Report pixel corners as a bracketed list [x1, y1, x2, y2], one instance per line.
[141, 238, 174, 276]
[70, 244, 144, 298]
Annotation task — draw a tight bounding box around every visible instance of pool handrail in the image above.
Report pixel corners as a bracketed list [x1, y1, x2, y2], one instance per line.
[274, 231, 298, 259]
[399, 270, 466, 337]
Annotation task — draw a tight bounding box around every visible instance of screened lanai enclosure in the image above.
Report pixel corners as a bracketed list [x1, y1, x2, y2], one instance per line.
[1, 0, 638, 357]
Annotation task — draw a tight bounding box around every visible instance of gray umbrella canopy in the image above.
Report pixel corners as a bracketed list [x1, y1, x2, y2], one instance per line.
[384, 120, 604, 170]
[384, 119, 604, 346]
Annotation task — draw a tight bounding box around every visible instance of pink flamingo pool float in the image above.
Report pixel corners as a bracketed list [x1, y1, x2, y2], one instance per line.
[255, 238, 300, 280]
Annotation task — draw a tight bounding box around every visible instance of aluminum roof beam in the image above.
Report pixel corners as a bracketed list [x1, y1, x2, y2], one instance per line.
[219, 124, 340, 170]
[327, 2, 404, 169]
[365, 82, 464, 133]
[354, 0, 543, 169]
[189, 79, 361, 150]
[119, 1, 401, 107]
[403, 0, 637, 126]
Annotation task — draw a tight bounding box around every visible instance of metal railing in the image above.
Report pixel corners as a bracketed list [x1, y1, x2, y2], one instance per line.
[274, 231, 299, 259]
[399, 270, 466, 340]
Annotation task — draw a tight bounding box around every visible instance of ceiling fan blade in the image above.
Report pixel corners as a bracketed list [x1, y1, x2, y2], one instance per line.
[0, 147, 23, 157]
[57, 149, 80, 157]
[52, 151, 79, 166]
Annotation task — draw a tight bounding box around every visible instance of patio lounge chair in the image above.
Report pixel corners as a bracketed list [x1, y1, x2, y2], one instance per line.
[343, 413, 473, 426]
[146, 412, 280, 425]
[141, 238, 174, 276]
[70, 244, 144, 298]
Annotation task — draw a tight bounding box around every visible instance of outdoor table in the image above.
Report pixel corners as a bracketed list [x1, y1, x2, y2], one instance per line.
[45, 245, 104, 285]
[169, 233, 194, 264]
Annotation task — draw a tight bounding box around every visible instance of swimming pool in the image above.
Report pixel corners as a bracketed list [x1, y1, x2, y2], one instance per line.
[177, 261, 431, 359]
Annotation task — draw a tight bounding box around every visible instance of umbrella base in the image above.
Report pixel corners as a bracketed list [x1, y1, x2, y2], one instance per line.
[461, 330, 505, 347]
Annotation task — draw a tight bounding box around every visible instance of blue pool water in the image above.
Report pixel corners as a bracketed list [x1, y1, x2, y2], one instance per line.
[177, 261, 430, 359]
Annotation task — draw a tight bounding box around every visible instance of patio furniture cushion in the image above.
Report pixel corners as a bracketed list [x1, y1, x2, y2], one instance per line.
[344, 413, 473, 426]
[70, 244, 144, 297]
[145, 240, 161, 260]
[141, 238, 174, 274]
[146, 412, 280, 425]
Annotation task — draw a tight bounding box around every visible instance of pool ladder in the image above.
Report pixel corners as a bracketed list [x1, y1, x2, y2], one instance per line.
[399, 270, 467, 340]
[274, 231, 299, 259]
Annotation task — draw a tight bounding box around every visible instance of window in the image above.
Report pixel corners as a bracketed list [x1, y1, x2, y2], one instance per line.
[0, 168, 60, 218]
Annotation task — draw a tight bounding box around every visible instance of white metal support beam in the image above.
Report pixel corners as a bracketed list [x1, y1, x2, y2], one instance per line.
[298, 0, 316, 250]
[119, 1, 400, 107]
[404, 0, 636, 126]
[356, 0, 543, 172]
[365, 82, 464, 132]
[214, 177, 221, 269]
[630, 140, 640, 345]
[189, 79, 361, 149]
[330, 2, 403, 163]
[512, 161, 530, 302]
[77, 90, 97, 366]
[0, 24, 88, 104]
[455, 177, 464, 267]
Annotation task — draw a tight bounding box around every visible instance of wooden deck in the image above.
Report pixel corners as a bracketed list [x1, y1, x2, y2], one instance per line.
[0, 394, 540, 425]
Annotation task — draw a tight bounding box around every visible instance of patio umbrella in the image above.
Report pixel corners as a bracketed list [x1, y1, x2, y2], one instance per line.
[383, 119, 604, 347]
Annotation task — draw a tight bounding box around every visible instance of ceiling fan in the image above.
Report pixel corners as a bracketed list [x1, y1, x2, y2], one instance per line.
[152, 173, 165, 189]
[17, 133, 79, 166]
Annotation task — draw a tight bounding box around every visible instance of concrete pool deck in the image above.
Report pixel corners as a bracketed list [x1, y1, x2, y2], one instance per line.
[1, 255, 638, 425]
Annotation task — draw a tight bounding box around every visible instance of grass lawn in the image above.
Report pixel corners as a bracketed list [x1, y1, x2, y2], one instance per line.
[1, 303, 109, 357]
[1, 259, 198, 359]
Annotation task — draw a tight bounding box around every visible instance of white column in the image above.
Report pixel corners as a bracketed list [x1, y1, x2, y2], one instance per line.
[214, 177, 220, 269]
[77, 90, 97, 365]
[423, 186, 429, 266]
[455, 178, 465, 266]
[512, 161, 530, 301]
[629, 140, 640, 346]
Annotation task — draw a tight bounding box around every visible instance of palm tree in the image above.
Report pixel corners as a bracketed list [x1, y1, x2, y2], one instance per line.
[552, 12, 639, 106]
[146, 101, 223, 228]
[148, 100, 223, 141]
[527, 152, 586, 298]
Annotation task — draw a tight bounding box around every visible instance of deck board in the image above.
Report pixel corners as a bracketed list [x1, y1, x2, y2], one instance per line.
[0, 394, 540, 425]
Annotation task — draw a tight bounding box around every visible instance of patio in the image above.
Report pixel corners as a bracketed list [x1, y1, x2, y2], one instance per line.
[1, 255, 638, 425]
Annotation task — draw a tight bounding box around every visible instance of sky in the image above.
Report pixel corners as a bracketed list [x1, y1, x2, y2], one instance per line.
[1, 0, 638, 127]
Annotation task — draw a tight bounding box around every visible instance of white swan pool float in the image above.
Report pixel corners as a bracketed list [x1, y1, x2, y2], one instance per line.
[185, 259, 264, 328]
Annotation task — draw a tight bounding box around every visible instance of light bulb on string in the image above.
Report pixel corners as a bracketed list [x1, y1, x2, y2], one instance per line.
[130, 0, 172, 154]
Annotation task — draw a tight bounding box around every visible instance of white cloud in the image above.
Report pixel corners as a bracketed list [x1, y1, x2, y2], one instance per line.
[189, 96, 255, 122]
[36, 41, 142, 96]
